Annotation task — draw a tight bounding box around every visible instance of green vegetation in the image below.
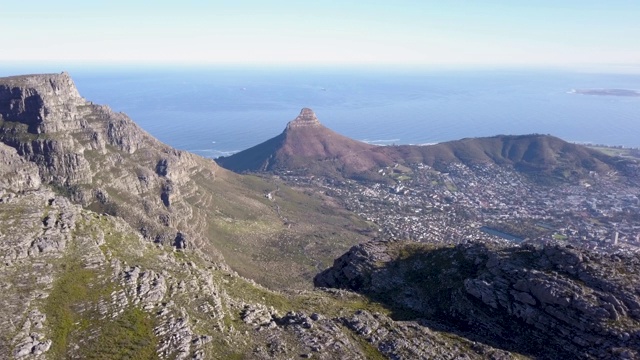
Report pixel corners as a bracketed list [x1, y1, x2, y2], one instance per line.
[0, 120, 70, 148]
[186, 171, 372, 290]
[351, 330, 387, 360]
[44, 261, 100, 358]
[43, 213, 161, 359]
[225, 275, 293, 312]
[553, 233, 568, 240]
[445, 181, 458, 192]
[49, 183, 81, 199]
[82, 307, 158, 360]
[389, 164, 413, 182]
[45, 262, 158, 360]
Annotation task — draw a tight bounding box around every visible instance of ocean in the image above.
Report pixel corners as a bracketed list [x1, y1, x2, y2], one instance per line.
[9, 66, 640, 157]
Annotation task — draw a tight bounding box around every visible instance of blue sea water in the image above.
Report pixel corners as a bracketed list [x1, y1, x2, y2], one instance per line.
[8, 66, 640, 156]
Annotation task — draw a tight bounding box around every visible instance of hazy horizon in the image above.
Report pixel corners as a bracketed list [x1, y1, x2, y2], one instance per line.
[2, 1, 639, 69]
[3, 62, 640, 78]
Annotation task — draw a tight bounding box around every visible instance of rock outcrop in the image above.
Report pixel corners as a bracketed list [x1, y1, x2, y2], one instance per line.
[315, 240, 640, 359]
[0, 72, 155, 185]
[0, 72, 85, 133]
[0, 142, 41, 192]
[285, 107, 322, 129]
[0, 72, 219, 249]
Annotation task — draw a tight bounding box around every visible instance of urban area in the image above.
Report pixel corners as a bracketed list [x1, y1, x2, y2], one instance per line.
[279, 161, 640, 252]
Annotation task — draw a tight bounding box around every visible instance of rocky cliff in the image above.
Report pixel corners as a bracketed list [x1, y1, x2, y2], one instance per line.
[315, 240, 640, 359]
[0, 72, 161, 185]
[0, 72, 85, 133]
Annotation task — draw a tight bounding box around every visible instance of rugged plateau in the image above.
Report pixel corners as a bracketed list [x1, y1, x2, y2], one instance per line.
[1, 72, 639, 359]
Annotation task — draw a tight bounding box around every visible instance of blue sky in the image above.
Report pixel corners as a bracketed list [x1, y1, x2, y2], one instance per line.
[2, 0, 639, 69]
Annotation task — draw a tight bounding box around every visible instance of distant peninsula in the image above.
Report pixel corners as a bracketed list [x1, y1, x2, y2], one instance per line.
[569, 88, 640, 97]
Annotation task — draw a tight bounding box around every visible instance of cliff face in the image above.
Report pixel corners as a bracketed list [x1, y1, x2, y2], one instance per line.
[285, 107, 322, 129]
[0, 72, 85, 133]
[0, 72, 157, 186]
[315, 240, 640, 359]
[0, 142, 41, 192]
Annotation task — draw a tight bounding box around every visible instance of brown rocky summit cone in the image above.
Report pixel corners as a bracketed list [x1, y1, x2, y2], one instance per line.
[286, 108, 321, 129]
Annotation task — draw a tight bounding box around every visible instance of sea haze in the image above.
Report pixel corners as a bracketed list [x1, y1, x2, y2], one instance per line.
[64, 67, 640, 157]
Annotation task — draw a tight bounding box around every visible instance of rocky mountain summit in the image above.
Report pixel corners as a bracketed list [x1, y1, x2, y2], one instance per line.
[217, 108, 393, 178]
[0, 72, 85, 133]
[286, 107, 322, 129]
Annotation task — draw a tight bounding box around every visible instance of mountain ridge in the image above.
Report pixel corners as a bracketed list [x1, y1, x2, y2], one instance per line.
[218, 108, 621, 182]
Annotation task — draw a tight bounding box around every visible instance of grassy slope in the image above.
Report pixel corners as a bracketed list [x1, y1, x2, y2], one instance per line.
[190, 171, 375, 289]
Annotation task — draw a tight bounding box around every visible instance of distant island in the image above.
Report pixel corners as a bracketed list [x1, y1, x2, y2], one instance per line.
[569, 88, 640, 97]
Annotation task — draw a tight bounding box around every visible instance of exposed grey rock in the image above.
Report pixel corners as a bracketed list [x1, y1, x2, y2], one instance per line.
[314, 239, 392, 290]
[0, 142, 41, 192]
[0, 72, 225, 257]
[0, 72, 86, 133]
[317, 241, 640, 359]
[272, 310, 366, 359]
[241, 304, 275, 327]
[341, 310, 515, 360]
[12, 310, 51, 359]
[155, 311, 194, 360]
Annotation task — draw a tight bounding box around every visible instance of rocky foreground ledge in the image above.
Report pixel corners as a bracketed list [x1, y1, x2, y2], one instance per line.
[315, 240, 640, 359]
